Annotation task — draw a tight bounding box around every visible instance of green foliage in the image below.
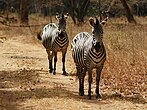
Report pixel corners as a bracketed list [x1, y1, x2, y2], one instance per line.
[87, 5, 99, 16]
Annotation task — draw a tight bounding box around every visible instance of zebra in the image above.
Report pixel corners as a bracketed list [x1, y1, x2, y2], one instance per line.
[37, 13, 69, 75]
[71, 16, 108, 99]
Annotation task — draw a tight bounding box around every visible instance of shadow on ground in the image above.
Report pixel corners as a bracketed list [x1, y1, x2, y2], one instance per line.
[0, 69, 146, 110]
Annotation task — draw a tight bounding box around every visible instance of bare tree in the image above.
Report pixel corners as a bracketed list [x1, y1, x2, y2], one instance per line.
[120, 0, 136, 24]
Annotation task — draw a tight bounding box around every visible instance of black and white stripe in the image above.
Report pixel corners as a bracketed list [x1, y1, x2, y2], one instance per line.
[37, 13, 69, 75]
[71, 17, 108, 99]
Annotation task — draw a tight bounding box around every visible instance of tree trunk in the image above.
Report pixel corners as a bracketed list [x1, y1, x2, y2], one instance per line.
[19, 0, 29, 26]
[5, 0, 9, 20]
[98, 0, 102, 22]
[120, 0, 136, 24]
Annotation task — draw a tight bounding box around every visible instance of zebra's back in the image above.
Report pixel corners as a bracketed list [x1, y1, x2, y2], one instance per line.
[72, 32, 106, 69]
[41, 23, 69, 51]
[72, 32, 92, 67]
[41, 23, 58, 49]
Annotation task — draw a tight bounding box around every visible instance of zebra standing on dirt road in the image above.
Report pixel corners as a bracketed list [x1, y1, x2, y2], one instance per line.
[71, 16, 108, 99]
[37, 13, 69, 75]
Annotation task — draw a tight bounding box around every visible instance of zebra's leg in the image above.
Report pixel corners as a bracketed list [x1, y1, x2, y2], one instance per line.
[49, 60, 53, 73]
[79, 78, 83, 96]
[62, 49, 68, 75]
[53, 52, 57, 75]
[77, 67, 84, 96]
[88, 69, 92, 99]
[81, 68, 86, 96]
[96, 65, 103, 99]
[46, 50, 53, 73]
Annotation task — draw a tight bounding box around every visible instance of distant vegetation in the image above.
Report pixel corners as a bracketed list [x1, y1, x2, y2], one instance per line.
[0, 0, 146, 25]
[0, 0, 146, 16]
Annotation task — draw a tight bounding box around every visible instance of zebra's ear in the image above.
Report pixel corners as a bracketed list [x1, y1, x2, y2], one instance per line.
[100, 17, 108, 25]
[89, 18, 95, 27]
[56, 12, 60, 20]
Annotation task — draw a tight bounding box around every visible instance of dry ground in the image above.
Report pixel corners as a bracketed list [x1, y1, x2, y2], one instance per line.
[0, 15, 147, 110]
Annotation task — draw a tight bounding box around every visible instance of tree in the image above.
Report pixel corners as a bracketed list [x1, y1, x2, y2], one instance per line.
[63, 0, 90, 24]
[4, 0, 10, 20]
[120, 0, 136, 24]
[19, 0, 29, 26]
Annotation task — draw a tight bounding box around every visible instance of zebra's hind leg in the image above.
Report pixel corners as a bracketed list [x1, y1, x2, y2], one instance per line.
[77, 67, 84, 96]
[46, 50, 53, 73]
[79, 79, 84, 96]
[62, 49, 68, 76]
[96, 65, 103, 99]
[80, 68, 86, 96]
[53, 52, 57, 75]
[88, 69, 92, 99]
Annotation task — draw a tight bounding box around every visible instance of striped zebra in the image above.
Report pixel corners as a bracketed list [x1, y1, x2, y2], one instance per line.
[37, 13, 69, 75]
[71, 16, 108, 99]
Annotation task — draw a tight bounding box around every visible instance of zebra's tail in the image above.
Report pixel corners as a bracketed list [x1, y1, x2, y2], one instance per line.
[37, 32, 42, 40]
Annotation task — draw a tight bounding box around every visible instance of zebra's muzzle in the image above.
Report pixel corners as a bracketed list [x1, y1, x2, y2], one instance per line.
[94, 42, 101, 52]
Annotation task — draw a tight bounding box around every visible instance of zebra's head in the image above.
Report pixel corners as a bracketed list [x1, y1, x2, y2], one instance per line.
[89, 17, 108, 48]
[56, 13, 68, 33]
[89, 17, 103, 47]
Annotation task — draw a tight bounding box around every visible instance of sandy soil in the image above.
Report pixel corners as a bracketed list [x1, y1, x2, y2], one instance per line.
[0, 26, 146, 110]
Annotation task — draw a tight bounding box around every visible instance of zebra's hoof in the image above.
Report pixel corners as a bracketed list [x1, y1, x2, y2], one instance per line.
[53, 72, 56, 75]
[79, 92, 84, 96]
[49, 69, 53, 73]
[63, 72, 68, 76]
[96, 94, 102, 99]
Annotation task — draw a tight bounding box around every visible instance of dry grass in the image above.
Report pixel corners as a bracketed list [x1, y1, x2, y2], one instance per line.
[102, 17, 146, 100]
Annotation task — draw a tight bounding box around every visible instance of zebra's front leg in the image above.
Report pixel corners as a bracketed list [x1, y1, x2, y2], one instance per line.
[46, 50, 53, 73]
[96, 65, 103, 99]
[53, 52, 57, 75]
[62, 49, 68, 76]
[88, 69, 92, 99]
